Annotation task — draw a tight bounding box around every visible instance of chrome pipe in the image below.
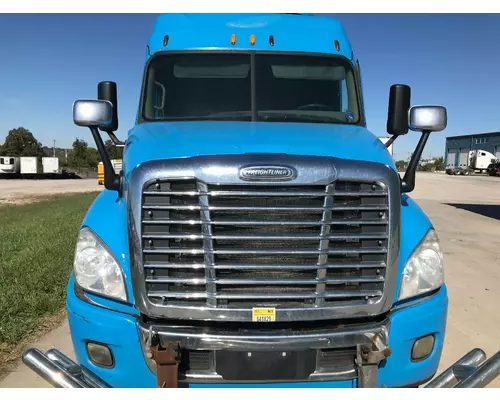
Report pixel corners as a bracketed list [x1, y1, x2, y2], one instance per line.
[424, 348, 486, 388]
[46, 349, 112, 388]
[78, 368, 113, 389]
[455, 351, 500, 388]
[22, 348, 90, 388]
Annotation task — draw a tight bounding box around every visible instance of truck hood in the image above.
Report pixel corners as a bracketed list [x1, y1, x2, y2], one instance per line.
[123, 121, 395, 176]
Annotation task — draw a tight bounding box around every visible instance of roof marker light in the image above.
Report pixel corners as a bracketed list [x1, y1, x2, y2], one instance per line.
[163, 35, 169, 47]
[250, 34, 255, 46]
[231, 34, 236, 45]
[334, 40, 340, 51]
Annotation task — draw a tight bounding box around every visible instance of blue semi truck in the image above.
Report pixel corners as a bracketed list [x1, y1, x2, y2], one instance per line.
[22, 13, 500, 388]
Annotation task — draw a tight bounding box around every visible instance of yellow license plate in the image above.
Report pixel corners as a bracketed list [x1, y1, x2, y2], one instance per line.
[252, 307, 276, 322]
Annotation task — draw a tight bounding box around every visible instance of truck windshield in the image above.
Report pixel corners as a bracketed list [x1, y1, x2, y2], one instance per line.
[141, 52, 361, 125]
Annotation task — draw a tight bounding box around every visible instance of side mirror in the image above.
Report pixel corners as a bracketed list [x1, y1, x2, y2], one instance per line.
[73, 99, 113, 129]
[409, 105, 447, 133]
[400, 104, 448, 194]
[98, 81, 119, 132]
[387, 84, 411, 135]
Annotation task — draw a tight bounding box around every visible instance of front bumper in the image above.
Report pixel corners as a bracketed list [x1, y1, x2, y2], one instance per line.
[66, 277, 448, 388]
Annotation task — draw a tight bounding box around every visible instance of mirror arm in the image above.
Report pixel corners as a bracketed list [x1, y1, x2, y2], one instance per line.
[89, 126, 121, 192]
[400, 130, 431, 193]
[384, 134, 398, 148]
[103, 129, 125, 148]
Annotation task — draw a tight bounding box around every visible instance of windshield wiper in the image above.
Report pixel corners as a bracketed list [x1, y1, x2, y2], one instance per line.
[152, 111, 346, 124]
[159, 111, 252, 121]
[258, 112, 346, 124]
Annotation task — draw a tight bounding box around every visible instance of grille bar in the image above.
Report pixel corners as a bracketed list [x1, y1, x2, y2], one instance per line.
[147, 290, 383, 300]
[198, 181, 217, 307]
[143, 233, 388, 240]
[144, 248, 387, 255]
[142, 219, 388, 226]
[316, 184, 334, 306]
[142, 205, 388, 211]
[143, 190, 387, 197]
[145, 276, 385, 285]
[144, 262, 387, 270]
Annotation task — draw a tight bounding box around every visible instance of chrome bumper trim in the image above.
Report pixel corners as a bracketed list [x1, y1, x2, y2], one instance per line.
[137, 318, 390, 352]
[181, 369, 357, 384]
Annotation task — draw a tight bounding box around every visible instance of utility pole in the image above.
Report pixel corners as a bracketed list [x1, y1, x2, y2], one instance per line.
[53, 139, 56, 157]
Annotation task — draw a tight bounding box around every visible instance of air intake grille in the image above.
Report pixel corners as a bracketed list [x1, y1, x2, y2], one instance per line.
[141, 179, 389, 310]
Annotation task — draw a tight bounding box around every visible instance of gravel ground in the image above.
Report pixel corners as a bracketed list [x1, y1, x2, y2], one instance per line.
[0, 179, 102, 205]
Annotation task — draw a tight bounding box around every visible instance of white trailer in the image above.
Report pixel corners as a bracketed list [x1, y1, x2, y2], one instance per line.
[458, 149, 469, 169]
[111, 159, 122, 174]
[42, 157, 59, 173]
[446, 150, 457, 171]
[20, 157, 39, 174]
[0, 156, 20, 174]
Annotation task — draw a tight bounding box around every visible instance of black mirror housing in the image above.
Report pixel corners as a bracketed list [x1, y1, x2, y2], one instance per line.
[387, 84, 411, 135]
[97, 81, 119, 132]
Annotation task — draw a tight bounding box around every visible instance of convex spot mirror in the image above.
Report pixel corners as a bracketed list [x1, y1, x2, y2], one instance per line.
[409, 105, 447, 133]
[73, 99, 114, 129]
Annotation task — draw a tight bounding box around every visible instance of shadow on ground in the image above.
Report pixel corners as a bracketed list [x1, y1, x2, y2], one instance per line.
[446, 203, 500, 221]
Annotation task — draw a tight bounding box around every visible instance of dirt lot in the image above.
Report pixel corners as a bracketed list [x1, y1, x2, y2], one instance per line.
[0, 179, 102, 205]
[1, 172, 499, 388]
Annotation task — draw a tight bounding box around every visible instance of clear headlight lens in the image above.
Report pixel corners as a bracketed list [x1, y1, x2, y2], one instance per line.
[73, 227, 126, 301]
[399, 228, 444, 301]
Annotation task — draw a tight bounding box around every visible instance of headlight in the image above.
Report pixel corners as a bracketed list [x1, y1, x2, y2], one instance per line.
[399, 228, 444, 301]
[73, 227, 127, 301]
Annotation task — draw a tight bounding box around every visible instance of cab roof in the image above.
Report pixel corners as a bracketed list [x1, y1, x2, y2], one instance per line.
[146, 13, 355, 63]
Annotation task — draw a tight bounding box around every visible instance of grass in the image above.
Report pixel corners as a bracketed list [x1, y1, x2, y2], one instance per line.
[0, 191, 100, 374]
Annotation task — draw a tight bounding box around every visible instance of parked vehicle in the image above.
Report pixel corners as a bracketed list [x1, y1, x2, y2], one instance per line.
[42, 157, 60, 174]
[23, 13, 500, 388]
[0, 156, 20, 174]
[98, 159, 122, 185]
[487, 161, 500, 177]
[19, 156, 40, 174]
[446, 149, 497, 175]
[0, 156, 73, 179]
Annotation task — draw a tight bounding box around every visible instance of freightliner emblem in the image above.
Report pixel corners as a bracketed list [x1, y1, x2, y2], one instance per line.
[239, 165, 297, 181]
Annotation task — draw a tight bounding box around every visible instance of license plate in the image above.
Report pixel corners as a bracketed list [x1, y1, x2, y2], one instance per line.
[252, 307, 276, 322]
[215, 350, 316, 381]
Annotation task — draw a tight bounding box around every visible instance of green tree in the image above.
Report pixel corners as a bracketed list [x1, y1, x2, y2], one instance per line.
[105, 139, 123, 160]
[395, 160, 406, 170]
[67, 138, 89, 168]
[1, 127, 44, 157]
[87, 147, 101, 168]
[433, 156, 444, 171]
[418, 163, 432, 172]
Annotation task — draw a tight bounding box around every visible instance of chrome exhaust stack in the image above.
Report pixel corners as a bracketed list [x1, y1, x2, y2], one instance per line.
[22, 348, 112, 388]
[425, 349, 500, 388]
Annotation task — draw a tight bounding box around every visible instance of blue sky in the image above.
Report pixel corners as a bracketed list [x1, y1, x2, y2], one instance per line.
[0, 13, 499, 161]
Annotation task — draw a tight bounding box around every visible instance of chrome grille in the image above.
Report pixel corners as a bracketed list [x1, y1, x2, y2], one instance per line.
[141, 179, 389, 310]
